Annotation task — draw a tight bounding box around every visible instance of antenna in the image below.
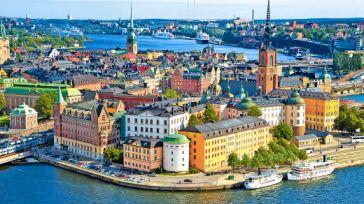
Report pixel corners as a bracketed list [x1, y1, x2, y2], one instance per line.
[187, 0, 190, 20]
[193, 0, 196, 20]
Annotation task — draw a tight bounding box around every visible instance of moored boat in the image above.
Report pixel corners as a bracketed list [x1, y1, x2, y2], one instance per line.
[244, 169, 283, 190]
[287, 156, 335, 181]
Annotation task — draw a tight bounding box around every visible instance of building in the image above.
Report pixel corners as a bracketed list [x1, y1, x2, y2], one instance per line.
[179, 116, 271, 173]
[9, 103, 38, 130]
[163, 133, 190, 172]
[227, 91, 306, 136]
[285, 91, 306, 136]
[4, 82, 82, 111]
[256, 0, 282, 95]
[0, 22, 10, 65]
[53, 88, 124, 160]
[69, 75, 101, 91]
[0, 77, 28, 90]
[170, 68, 211, 97]
[125, 104, 189, 139]
[123, 137, 163, 172]
[292, 134, 320, 150]
[301, 91, 340, 132]
[126, 2, 138, 55]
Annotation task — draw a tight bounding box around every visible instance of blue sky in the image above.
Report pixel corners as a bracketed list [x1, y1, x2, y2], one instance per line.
[3, 0, 363, 20]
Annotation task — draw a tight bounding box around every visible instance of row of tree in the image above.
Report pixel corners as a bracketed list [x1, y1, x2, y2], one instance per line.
[228, 123, 307, 171]
[334, 52, 363, 75]
[334, 105, 364, 133]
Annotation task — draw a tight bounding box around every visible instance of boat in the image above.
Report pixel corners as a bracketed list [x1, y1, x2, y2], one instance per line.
[244, 169, 283, 190]
[154, 31, 175, 39]
[287, 156, 335, 181]
[196, 32, 210, 44]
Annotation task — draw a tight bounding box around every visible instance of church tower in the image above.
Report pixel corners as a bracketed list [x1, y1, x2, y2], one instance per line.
[53, 87, 67, 150]
[126, 0, 138, 55]
[0, 20, 10, 65]
[256, 0, 281, 95]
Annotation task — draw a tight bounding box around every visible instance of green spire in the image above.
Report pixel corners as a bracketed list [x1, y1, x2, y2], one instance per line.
[56, 87, 66, 105]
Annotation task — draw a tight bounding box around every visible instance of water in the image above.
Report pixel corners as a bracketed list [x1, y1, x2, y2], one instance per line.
[84, 34, 295, 62]
[0, 163, 363, 203]
[340, 94, 364, 103]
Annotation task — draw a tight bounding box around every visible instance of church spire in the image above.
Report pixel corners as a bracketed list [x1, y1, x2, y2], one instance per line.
[130, 0, 134, 29]
[264, 0, 271, 49]
[56, 86, 66, 105]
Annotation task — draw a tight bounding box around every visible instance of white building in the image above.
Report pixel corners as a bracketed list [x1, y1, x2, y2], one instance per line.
[163, 133, 190, 172]
[126, 105, 189, 139]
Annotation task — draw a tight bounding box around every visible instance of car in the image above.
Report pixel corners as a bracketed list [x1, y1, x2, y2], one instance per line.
[147, 173, 156, 177]
[184, 179, 192, 183]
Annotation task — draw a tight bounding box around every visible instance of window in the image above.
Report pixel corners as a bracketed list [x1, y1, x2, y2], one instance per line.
[164, 120, 167, 125]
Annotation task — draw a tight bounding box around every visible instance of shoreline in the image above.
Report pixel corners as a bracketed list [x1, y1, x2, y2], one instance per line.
[33, 149, 364, 192]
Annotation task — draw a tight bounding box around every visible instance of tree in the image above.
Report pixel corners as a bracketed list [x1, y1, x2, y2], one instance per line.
[188, 114, 203, 127]
[298, 149, 308, 160]
[163, 89, 179, 99]
[104, 148, 123, 163]
[203, 104, 219, 123]
[228, 152, 240, 172]
[272, 123, 294, 140]
[247, 106, 262, 117]
[35, 94, 53, 119]
[240, 154, 251, 168]
[0, 92, 6, 116]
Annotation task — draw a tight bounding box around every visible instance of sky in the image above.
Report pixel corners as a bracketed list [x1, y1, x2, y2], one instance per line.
[2, 0, 363, 20]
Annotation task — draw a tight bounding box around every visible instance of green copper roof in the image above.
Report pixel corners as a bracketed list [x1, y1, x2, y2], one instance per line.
[10, 103, 37, 116]
[236, 96, 255, 110]
[163, 133, 190, 144]
[286, 92, 305, 105]
[5, 82, 81, 100]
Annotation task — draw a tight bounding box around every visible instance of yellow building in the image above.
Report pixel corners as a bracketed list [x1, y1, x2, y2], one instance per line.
[301, 91, 339, 132]
[179, 116, 271, 173]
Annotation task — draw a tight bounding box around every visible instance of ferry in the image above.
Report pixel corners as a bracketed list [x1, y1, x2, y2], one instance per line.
[154, 31, 175, 39]
[196, 32, 210, 44]
[287, 156, 335, 181]
[244, 169, 283, 190]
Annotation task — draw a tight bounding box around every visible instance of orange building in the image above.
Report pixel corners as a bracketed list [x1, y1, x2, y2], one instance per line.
[180, 117, 271, 173]
[301, 91, 339, 132]
[123, 137, 163, 173]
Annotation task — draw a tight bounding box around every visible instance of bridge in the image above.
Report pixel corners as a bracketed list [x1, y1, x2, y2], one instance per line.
[332, 81, 364, 95]
[280, 59, 333, 67]
[0, 151, 32, 165]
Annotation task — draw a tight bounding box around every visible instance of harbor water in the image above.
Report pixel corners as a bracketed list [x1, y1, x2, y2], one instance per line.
[0, 163, 363, 203]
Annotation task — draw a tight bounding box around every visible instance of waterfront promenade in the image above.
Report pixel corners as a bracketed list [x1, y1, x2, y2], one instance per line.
[33, 140, 364, 192]
[38, 154, 246, 191]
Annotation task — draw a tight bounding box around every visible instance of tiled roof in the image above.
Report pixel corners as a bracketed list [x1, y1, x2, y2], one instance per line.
[182, 116, 268, 139]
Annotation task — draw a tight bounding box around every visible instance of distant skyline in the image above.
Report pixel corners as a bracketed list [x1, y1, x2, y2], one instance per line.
[2, 0, 363, 20]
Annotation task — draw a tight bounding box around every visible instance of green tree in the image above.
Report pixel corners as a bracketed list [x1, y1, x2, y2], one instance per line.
[298, 149, 308, 160]
[272, 123, 294, 140]
[35, 94, 53, 119]
[228, 152, 240, 172]
[0, 92, 6, 116]
[240, 154, 251, 168]
[188, 114, 203, 127]
[189, 167, 200, 174]
[247, 106, 262, 117]
[203, 104, 219, 123]
[163, 89, 179, 99]
[104, 148, 123, 163]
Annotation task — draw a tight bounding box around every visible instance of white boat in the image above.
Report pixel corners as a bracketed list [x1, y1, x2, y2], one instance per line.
[244, 169, 283, 190]
[287, 157, 335, 181]
[154, 31, 175, 39]
[196, 32, 210, 44]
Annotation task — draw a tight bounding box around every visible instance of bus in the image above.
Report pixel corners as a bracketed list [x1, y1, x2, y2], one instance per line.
[351, 136, 364, 144]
